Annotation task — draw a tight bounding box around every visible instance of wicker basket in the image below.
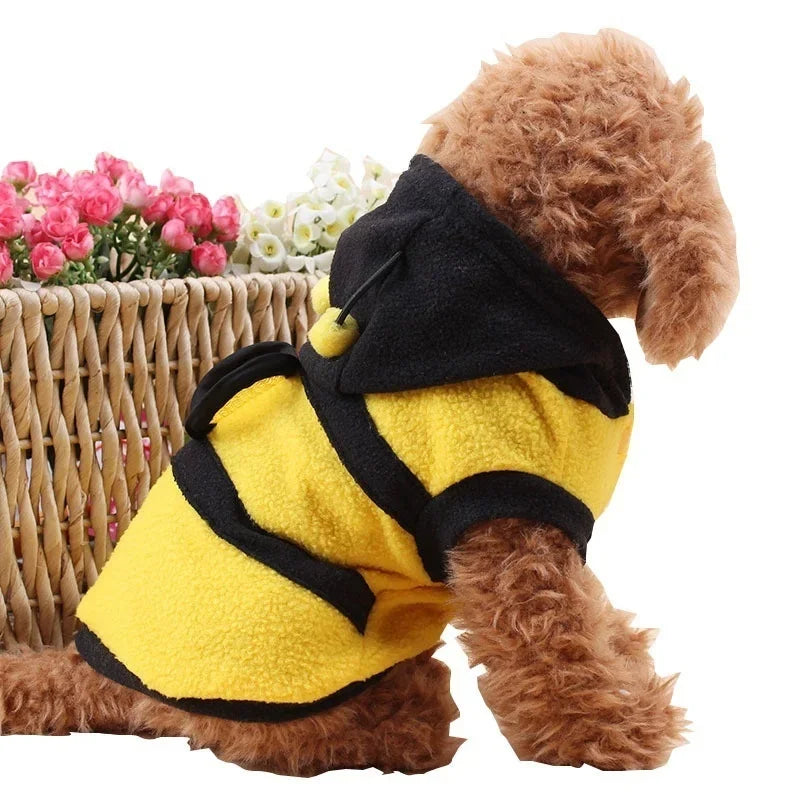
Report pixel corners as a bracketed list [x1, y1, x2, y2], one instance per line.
[0, 272, 317, 652]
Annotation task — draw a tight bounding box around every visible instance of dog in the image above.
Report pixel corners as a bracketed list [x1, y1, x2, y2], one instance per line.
[0, 30, 737, 774]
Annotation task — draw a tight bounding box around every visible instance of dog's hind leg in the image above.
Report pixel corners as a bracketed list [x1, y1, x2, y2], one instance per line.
[448, 519, 687, 770]
[1, 644, 462, 775]
[134, 649, 463, 776]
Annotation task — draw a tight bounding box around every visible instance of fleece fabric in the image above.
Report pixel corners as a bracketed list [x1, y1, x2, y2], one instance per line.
[76, 155, 634, 721]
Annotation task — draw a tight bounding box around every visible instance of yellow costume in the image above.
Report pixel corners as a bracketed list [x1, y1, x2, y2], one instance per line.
[76, 156, 633, 721]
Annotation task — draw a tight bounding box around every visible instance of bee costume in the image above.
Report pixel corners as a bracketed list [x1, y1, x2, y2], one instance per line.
[76, 156, 633, 722]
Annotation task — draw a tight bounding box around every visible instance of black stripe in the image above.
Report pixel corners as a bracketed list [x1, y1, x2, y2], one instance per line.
[185, 342, 300, 439]
[172, 438, 374, 633]
[300, 372, 438, 574]
[417, 471, 595, 580]
[301, 368, 593, 581]
[76, 628, 386, 723]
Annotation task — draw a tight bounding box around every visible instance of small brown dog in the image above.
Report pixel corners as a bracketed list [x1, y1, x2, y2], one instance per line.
[0, 30, 737, 774]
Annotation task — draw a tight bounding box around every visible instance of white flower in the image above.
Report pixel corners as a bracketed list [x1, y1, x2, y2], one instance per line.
[259, 200, 286, 234]
[233, 151, 396, 274]
[363, 156, 384, 182]
[362, 178, 389, 208]
[262, 200, 285, 218]
[295, 202, 336, 227]
[319, 226, 342, 249]
[337, 204, 360, 228]
[313, 179, 339, 203]
[332, 192, 355, 210]
[315, 172, 358, 204]
[292, 220, 319, 254]
[311, 170, 333, 191]
[332, 172, 357, 195]
[249, 233, 286, 272]
[309, 149, 351, 183]
[241, 211, 271, 242]
[286, 255, 315, 272]
[313, 250, 335, 274]
[287, 191, 312, 215]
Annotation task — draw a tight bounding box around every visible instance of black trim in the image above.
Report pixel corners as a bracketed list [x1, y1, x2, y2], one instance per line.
[76, 628, 387, 723]
[300, 372, 439, 576]
[185, 341, 300, 439]
[172, 438, 374, 633]
[417, 471, 595, 579]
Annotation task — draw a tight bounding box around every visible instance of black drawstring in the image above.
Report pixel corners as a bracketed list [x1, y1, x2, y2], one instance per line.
[336, 251, 403, 326]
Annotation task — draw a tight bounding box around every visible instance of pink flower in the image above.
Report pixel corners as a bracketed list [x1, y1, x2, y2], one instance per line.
[0, 204, 24, 240]
[212, 196, 240, 242]
[30, 170, 73, 208]
[0, 181, 28, 213]
[94, 153, 131, 182]
[171, 193, 213, 236]
[62, 223, 94, 260]
[0, 243, 12, 283]
[0, 183, 17, 206]
[160, 218, 195, 252]
[142, 192, 174, 224]
[22, 214, 49, 247]
[31, 242, 66, 280]
[191, 241, 227, 276]
[72, 170, 114, 197]
[80, 186, 123, 225]
[160, 169, 194, 195]
[41, 202, 80, 241]
[2, 161, 36, 189]
[118, 169, 155, 211]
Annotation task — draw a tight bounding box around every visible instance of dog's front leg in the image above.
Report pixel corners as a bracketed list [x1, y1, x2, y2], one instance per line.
[447, 519, 686, 769]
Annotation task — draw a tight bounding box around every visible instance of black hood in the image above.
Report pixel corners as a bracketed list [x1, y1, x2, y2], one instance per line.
[300, 154, 631, 418]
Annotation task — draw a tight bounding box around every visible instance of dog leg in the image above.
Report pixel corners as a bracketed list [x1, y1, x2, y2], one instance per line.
[1, 644, 461, 775]
[448, 520, 687, 770]
[199, 649, 463, 775]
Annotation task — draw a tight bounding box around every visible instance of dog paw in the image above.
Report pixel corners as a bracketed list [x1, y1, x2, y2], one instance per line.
[514, 672, 687, 770]
[580, 675, 688, 770]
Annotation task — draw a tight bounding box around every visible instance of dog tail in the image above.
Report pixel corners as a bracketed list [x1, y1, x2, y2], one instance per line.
[0, 643, 136, 735]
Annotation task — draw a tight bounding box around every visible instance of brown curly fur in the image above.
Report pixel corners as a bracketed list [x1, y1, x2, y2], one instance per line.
[419, 29, 738, 365]
[0, 644, 462, 775]
[448, 522, 686, 769]
[0, 29, 735, 774]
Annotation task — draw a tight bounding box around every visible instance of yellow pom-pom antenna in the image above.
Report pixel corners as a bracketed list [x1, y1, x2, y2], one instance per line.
[310, 276, 331, 315]
[308, 250, 403, 358]
[308, 307, 359, 358]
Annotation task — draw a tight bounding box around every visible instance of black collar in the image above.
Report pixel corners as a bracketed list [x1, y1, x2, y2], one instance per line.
[300, 155, 630, 418]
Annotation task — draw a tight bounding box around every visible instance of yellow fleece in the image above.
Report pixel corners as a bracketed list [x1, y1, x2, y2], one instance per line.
[366, 372, 632, 518]
[78, 368, 631, 706]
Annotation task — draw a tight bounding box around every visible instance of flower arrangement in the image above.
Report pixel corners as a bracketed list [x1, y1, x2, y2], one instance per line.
[230, 149, 397, 275]
[0, 150, 396, 288]
[0, 155, 240, 287]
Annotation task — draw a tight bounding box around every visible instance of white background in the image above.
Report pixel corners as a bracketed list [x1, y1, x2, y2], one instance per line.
[1, 0, 797, 797]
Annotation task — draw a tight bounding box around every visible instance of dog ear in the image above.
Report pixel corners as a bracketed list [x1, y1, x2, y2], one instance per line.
[617, 83, 738, 366]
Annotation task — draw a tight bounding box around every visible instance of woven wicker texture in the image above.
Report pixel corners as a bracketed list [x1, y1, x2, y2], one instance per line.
[0, 273, 317, 652]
